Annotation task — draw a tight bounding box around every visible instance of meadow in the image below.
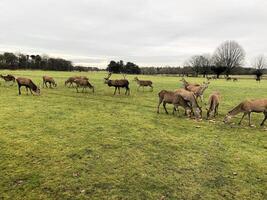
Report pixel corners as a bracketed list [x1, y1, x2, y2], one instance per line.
[0, 70, 266, 200]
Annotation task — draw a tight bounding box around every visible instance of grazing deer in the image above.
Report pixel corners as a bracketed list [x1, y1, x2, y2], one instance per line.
[223, 98, 267, 126]
[157, 90, 192, 116]
[226, 77, 232, 81]
[104, 73, 130, 95]
[43, 76, 57, 88]
[73, 78, 94, 93]
[175, 88, 202, 119]
[0, 74, 16, 85]
[65, 76, 88, 87]
[134, 77, 153, 91]
[180, 78, 200, 89]
[206, 92, 220, 119]
[233, 78, 238, 82]
[16, 77, 40, 95]
[185, 82, 210, 102]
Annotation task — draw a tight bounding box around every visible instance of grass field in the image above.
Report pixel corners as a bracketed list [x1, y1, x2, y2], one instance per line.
[0, 70, 266, 200]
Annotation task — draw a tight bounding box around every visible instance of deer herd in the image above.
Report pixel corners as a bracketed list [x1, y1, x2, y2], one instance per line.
[0, 73, 266, 127]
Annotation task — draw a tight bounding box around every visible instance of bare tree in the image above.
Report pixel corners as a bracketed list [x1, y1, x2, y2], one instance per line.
[252, 55, 266, 82]
[186, 54, 211, 77]
[213, 41, 245, 76]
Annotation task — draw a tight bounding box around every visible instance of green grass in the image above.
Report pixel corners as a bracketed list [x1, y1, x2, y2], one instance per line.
[0, 70, 266, 200]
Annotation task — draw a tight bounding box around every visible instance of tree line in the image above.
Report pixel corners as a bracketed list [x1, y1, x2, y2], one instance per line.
[0, 40, 266, 79]
[0, 52, 102, 72]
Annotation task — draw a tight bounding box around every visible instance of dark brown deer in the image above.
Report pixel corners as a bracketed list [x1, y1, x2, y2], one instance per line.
[104, 73, 130, 95]
[0, 74, 16, 85]
[233, 78, 238, 82]
[223, 98, 267, 126]
[134, 77, 153, 91]
[65, 76, 88, 87]
[16, 77, 40, 95]
[206, 92, 220, 119]
[157, 90, 192, 116]
[43, 76, 57, 88]
[73, 78, 94, 93]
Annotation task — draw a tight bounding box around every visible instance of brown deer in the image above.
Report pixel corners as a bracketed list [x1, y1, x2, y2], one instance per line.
[43, 76, 57, 88]
[73, 78, 94, 93]
[185, 82, 210, 102]
[233, 78, 238, 82]
[65, 76, 88, 87]
[104, 73, 130, 95]
[0, 74, 16, 85]
[157, 90, 192, 116]
[180, 78, 200, 89]
[206, 92, 221, 119]
[134, 77, 153, 91]
[223, 99, 267, 126]
[16, 77, 40, 95]
[175, 88, 202, 119]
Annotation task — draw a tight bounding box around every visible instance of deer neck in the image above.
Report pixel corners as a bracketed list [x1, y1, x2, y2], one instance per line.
[228, 103, 243, 116]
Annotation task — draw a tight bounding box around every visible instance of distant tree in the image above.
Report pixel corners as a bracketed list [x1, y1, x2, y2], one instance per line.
[3, 52, 18, 68]
[213, 40, 245, 76]
[252, 55, 266, 81]
[186, 55, 201, 76]
[186, 55, 211, 77]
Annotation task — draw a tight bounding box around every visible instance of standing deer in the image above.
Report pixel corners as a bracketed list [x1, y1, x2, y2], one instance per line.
[65, 76, 88, 87]
[223, 99, 267, 126]
[16, 77, 40, 95]
[206, 92, 221, 119]
[180, 78, 200, 89]
[0, 74, 16, 85]
[185, 82, 210, 102]
[157, 90, 192, 116]
[73, 78, 94, 93]
[43, 76, 57, 88]
[134, 77, 153, 91]
[104, 73, 130, 95]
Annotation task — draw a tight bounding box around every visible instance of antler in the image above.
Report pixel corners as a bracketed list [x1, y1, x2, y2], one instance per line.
[105, 72, 112, 80]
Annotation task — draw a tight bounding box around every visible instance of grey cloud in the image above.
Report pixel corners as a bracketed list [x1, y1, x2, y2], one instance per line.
[0, 0, 267, 67]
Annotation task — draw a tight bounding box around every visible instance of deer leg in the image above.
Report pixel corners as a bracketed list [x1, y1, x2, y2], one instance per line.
[18, 85, 21, 95]
[248, 113, 252, 126]
[49, 82, 52, 88]
[127, 87, 130, 95]
[163, 102, 168, 114]
[114, 87, 117, 95]
[215, 104, 219, 117]
[118, 87, 120, 94]
[76, 86, 79, 93]
[157, 98, 163, 113]
[238, 113, 247, 125]
[25, 87, 29, 95]
[260, 112, 267, 126]
[150, 85, 153, 91]
[29, 88, 33, 95]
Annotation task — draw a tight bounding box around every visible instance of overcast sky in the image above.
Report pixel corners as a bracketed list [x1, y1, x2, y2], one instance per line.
[0, 0, 266, 68]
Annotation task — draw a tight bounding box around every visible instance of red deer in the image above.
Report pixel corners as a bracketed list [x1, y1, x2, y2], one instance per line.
[73, 78, 94, 93]
[233, 78, 238, 82]
[175, 88, 202, 119]
[223, 98, 267, 126]
[157, 90, 192, 116]
[134, 77, 153, 91]
[0, 74, 16, 85]
[104, 73, 130, 95]
[185, 82, 210, 102]
[206, 92, 221, 119]
[43, 76, 57, 88]
[180, 78, 200, 89]
[16, 77, 40, 95]
[65, 76, 88, 87]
